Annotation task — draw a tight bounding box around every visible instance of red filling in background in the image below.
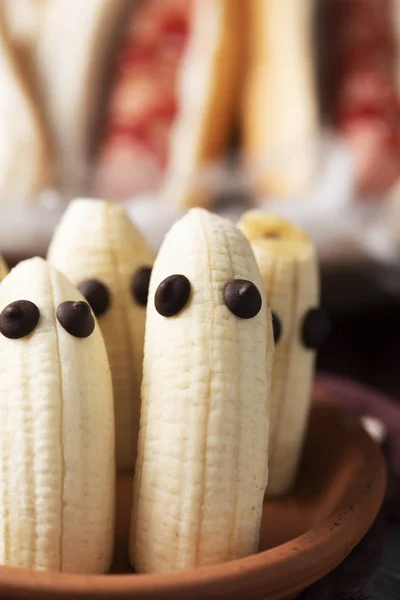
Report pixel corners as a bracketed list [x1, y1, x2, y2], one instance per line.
[95, 0, 192, 200]
[332, 0, 400, 196]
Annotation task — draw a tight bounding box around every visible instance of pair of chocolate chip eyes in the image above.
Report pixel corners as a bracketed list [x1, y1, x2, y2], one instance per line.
[0, 300, 95, 340]
[154, 275, 262, 319]
[77, 267, 152, 317]
[154, 275, 331, 352]
[271, 309, 331, 350]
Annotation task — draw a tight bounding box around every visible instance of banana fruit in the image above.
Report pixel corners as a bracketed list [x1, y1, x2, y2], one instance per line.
[130, 208, 273, 573]
[48, 198, 154, 471]
[238, 211, 329, 497]
[0, 255, 8, 280]
[0, 257, 115, 572]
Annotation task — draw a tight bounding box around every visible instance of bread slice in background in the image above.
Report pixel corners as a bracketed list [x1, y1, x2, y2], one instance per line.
[35, 0, 135, 196]
[2, 0, 50, 65]
[160, 0, 244, 208]
[0, 10, 52, 205]
[36, 0, 243, 207]
[243, 0, 320, 200]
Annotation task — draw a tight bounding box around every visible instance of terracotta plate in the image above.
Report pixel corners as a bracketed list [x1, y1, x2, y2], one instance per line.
[0, 392, 386, 600]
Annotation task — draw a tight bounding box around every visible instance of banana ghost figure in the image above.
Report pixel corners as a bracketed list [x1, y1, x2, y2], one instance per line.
[48, 198, 154, 470]
[239, 211, 330, 497]
[130, 208, 274, 574]
[0, 255, 8, 280]
[0, 258, 115, 572]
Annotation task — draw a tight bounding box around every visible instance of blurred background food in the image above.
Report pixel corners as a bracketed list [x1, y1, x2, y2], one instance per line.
[1, 0, 400, 397]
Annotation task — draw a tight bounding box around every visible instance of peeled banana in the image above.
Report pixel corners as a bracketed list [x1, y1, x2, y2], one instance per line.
[48, 198, 154, 471]
[238, 211, 329, 497]
[0, 255, 8, 280]
[130, 208, 273, 573]
[0, 257, 115, 572]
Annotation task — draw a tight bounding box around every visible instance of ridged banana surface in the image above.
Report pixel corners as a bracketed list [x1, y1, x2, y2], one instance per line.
[48, 198, 154, 470]
[130, 208, 273, 573]
[238, 211, 318, 497]
[0, 257, 115, 572]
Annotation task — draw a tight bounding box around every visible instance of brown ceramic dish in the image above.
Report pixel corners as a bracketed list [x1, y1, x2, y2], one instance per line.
[0, 391, 386, 600]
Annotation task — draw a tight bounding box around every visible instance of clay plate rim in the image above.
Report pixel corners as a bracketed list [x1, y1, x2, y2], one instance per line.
[0, 392, 386, 600]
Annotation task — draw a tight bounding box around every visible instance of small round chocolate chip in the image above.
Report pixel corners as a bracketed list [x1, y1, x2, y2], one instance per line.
[132, 267, 152, 306]
[271, 312, 282, 344]
[57, 301, 95, 338]
[155, 274, 191, 317]
[302, 307, 331, 350]
[77, 279, 110, 316]
[0, 300, 40, 339]
[224, 279, 262, 319]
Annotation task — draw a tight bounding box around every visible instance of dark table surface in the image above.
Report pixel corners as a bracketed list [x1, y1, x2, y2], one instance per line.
[318, 265, 400, 599]
[366, 525, 400, 599]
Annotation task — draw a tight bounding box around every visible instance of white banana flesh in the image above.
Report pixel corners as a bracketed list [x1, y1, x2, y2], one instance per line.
[48, 198, 154, 471]
[130, 208, 272, 573]
[238, 211, 318, 497]
[0, 255, 8, 280]
[0, 257, 115, 572]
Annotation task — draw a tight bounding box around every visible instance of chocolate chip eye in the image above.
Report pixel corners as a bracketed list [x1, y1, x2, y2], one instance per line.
[57, 301, 95, 338]
[224, 279, 262, 319]
[302, 307, 331, 350]
[271, 312, 282, 344]
[0, 300, 40, 339]
[155, 274, 191, 317]
[132, 267, 152, 306]
[77, 279, 110, 316]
